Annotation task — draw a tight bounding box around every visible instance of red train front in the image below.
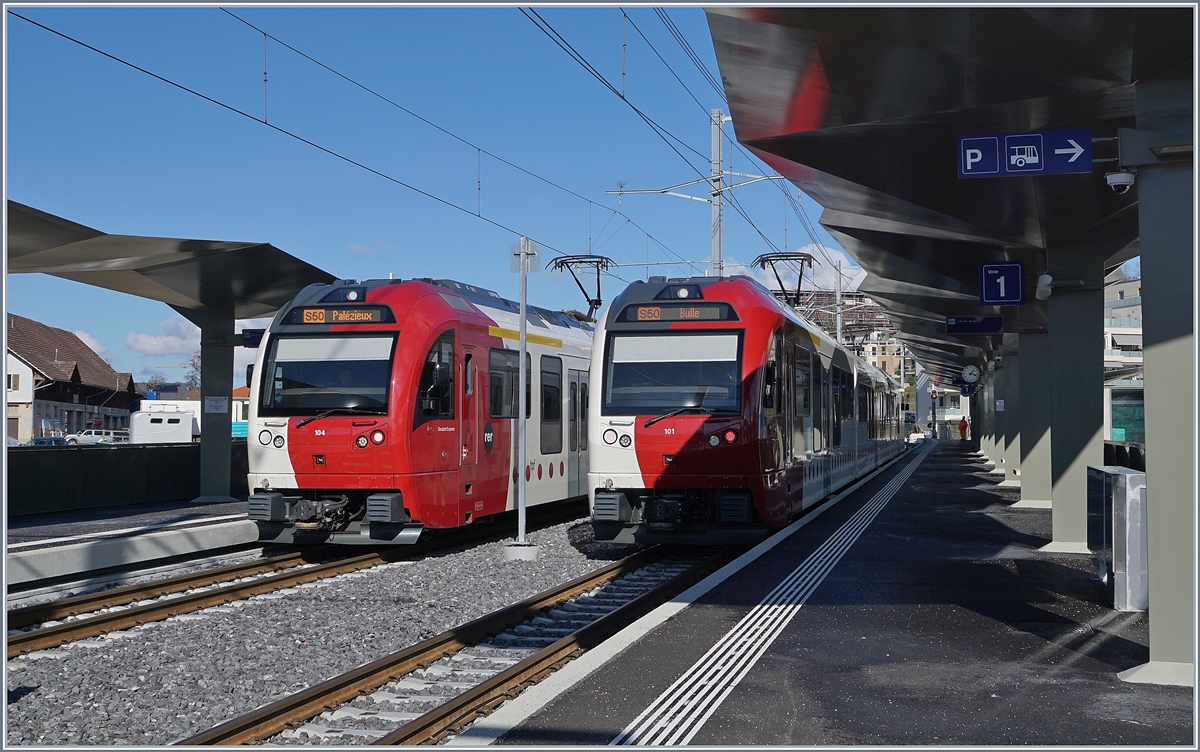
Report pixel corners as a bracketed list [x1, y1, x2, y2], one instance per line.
[246, 277, 593, 544]
[588, 276, 904, 544]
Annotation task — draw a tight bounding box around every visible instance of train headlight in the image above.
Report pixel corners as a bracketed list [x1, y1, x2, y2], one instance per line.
[707, 433, 721, 448]
[370, 430, 386, 445]
[618, 434, 632, 448]
[356, 435, 369, 449]
[258, 430, 273, 446]
[603, 429, 618, 445]
[273, 435, 286, 448]
[723, 429, 738, 444]
[676, 287, 690, 299]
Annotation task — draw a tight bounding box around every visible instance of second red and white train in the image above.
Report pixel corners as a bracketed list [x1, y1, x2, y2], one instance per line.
[588, 275, 906, 544]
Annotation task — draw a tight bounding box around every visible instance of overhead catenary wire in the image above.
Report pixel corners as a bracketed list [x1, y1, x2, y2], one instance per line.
[219, 8, 681, 277]
[7, 10, 637, 286]
[631, 6, 856, 285]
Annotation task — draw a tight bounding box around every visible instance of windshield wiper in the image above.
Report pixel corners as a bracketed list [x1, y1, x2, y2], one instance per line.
[296, 407, 376, 428]
[644, 406, 713, 428]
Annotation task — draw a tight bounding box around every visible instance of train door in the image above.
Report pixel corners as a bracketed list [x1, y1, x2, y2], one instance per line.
[460, 346, 478, 498]
[568, 369, 588, 497]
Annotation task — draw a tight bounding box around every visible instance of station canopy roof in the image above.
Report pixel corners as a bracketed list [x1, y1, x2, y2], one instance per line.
[706, 7, 1190, 382]
[7, 201, 336, 323]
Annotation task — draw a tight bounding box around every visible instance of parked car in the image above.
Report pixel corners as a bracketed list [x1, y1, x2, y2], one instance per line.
[27, 436, 68, 447]
[6, 436, 22, 447]
[64, 429, 129, 445]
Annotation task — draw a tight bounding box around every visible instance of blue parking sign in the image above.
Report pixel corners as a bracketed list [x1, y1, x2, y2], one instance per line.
[980, 261, 1025, 305]
[959, 129, 1091, 179]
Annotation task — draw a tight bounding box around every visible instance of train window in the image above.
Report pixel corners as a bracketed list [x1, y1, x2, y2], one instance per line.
[763, 331, 781, 414]
[487, 349, 531, 419]
[488, 349, 519, 418]
[464, 354, 473, 396]
[580, 383, 588, 450]
[794, 347, 811, 417]
[857, 384, 869, 423]
[415, 331, 455, 427]
[569, 382, 578, 452]
[540, 356, 563, 454]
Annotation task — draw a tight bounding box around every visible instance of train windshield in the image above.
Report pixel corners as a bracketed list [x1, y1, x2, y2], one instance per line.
[604, 332, 741, 415]
[259, 334, 396, 416]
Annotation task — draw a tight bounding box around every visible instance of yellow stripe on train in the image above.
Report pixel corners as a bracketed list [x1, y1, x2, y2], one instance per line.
[487, 326, 563, 349]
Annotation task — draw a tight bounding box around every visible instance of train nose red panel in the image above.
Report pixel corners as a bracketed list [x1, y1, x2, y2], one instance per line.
[635, 418, 746, 475]
[288, 421, 396, 474]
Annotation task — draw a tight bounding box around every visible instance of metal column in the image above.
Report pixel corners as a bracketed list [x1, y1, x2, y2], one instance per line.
[1043, 258, 1104, 554]
[1118, 61, 1194, 687]
[1016, 333, 1053, 508]
[1000, 353, 1021, 488]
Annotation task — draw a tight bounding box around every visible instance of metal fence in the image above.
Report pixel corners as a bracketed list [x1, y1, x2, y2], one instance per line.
[6, 440, 249, 517]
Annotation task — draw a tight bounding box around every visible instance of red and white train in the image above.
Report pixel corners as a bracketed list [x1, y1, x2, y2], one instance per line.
[588, 275, 906, 544]
[245, 278, 593, 544]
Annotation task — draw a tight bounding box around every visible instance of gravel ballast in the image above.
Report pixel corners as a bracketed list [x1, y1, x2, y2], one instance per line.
[5, 521, 639, 746]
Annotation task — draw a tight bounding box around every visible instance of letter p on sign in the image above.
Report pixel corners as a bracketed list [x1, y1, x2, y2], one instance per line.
[959, 136, 999, 177]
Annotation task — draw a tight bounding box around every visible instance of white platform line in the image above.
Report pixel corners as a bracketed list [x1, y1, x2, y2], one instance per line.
[6, 513, 248, 551]
[613, 443, 932, 746]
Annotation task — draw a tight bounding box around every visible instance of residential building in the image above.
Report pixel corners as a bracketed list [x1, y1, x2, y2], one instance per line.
[6, 313, 138, 441]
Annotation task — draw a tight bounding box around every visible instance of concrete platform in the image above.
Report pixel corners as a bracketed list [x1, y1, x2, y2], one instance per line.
[468, 442, 1193, 746]
[6, 498, 255, 588]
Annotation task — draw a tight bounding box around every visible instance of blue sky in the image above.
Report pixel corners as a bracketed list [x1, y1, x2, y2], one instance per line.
[5, 6, 861, 382]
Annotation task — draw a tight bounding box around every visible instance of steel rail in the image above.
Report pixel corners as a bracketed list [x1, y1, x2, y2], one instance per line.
[175, 547, 669, 746]
[6, 550, 390, 659]
[372, 548, 734, 745]
[6, 551, 313, 630]
[7, 500, 587, 658]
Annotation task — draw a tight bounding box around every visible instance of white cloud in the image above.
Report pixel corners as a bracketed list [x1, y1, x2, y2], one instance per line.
[74, 331, 108, 355]
[124, 317, 200, 357]
[347, 243, 375, 257]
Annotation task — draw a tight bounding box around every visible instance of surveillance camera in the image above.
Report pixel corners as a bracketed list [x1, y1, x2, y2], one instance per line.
[1105, 170, 1136, 194]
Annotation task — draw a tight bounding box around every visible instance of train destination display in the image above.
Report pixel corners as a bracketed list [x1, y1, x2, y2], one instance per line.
[622, 303, 734, 322]
[284, 306, 392, 324]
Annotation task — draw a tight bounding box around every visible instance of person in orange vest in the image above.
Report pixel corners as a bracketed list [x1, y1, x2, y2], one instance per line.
[959, 416, 969, 440]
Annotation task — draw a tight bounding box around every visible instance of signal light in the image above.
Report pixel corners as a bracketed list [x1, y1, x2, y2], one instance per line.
[707, 434, 721, 448]
[370, 430, 385, 445]
[355, 435, 369, 449]
[723, 429, 738, 444]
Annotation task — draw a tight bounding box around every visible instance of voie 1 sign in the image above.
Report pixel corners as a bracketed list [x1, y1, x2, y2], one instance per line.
[958, 129, 1091, 178]
[979, 261, 1025, 306]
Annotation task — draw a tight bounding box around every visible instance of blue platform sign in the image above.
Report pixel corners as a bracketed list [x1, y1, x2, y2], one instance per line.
[959, 128, 1091, 179]
[980, 261, 1025, 305]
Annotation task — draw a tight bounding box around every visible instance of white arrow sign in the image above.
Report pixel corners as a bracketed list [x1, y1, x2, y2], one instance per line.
[1054, 139, 1085, 163]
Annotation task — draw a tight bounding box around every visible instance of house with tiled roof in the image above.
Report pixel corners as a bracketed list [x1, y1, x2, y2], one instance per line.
[6, 313, 139, 441]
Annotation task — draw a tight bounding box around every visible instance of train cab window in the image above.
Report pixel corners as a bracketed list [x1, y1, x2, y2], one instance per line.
[464, 354, 473, 396]
[763, 331, 781, 414]
[260, 333, 396, 417]
[794, 347, 811, 417]
[415, 331, 455, 427]
[540, 356, 563, 454]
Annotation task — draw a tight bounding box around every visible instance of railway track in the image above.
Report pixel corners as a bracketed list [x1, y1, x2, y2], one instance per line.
[6, 501, 587, 660]
[177, 546, 734, 746]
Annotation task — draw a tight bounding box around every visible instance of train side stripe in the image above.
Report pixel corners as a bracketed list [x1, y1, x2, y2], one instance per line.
[611, 441, 935, 746]
[487, 326, 563, 348]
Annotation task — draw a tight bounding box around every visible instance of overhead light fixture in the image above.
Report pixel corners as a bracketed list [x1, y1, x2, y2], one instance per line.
[1035, 274, 1053, 301]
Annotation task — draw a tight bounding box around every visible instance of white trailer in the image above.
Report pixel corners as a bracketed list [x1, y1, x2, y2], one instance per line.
[129, 403, 199, 444]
